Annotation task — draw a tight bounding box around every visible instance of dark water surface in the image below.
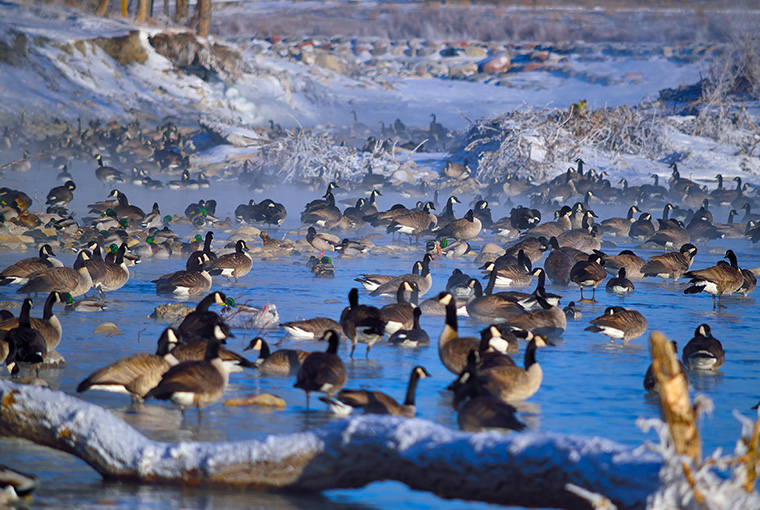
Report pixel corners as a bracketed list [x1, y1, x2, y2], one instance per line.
[1, 164, 759, 509]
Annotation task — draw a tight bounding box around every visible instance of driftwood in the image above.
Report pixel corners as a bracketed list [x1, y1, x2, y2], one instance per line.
[0, 380, 661, 510]
[649, 331, 701, 462]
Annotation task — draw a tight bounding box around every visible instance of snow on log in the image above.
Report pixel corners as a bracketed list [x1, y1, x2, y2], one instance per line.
[0, 380, 661, 510]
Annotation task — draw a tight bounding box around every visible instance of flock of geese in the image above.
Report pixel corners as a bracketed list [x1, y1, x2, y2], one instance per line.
[1, 146, 760, 499]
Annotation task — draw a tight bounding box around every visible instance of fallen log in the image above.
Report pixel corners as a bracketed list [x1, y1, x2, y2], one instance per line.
[0, 380, 661, 509]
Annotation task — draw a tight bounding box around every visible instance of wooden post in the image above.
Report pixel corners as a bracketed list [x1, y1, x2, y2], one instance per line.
[95, 0, 109, 17]
[196, 0, 210, 37]
[175, 0, 188, 24]
[649, 331, 701, 462]
[136, 0, 150, 22]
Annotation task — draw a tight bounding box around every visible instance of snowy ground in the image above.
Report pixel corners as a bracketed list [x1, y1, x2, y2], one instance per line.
[1, 0, 759, 190]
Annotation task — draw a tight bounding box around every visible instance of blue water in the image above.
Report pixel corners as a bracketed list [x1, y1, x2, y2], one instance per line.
[0, 163, 759, 509]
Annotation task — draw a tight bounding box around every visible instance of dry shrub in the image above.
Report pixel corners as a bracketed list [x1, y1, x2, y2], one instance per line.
[458, 105, 665, 182]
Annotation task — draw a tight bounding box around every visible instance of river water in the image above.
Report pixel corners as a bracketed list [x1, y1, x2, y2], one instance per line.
[0, 163, 759, 509]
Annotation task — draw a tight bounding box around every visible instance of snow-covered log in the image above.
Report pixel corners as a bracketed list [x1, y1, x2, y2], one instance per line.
[0, 380, 661, 510]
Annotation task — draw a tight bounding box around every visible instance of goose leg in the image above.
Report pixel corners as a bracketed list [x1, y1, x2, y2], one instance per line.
[305, 392, 310, 411]
[579, 286, 584, 300]
[350, 341, 357, 358]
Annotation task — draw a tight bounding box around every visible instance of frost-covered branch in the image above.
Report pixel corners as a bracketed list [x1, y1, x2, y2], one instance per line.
[0, 380, 662, 510]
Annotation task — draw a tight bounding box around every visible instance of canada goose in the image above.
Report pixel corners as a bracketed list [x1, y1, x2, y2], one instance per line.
[569, 254, 606, 301]
[555, 211, 602, 253]
[311, 256, 335, 278]
[523, 206, 572, 239]
[386, 201, 437, 243]
[481, 253, 533, 288]
[171, 325, 254, 374]
[340, 288, 386, 358]
[294, 330, 347, 410]
[476, 326, 518, 367]
[477, 334, 553, 401]
[644, 341, 688, 392]
[0, 244, 63, 286]
[388, 307, 430, 347]
[45, 180, 76, 208]
[685, 215, 723, 244]
[601, 206, 640, 237]
[682, 324, 724, 371]
[502, 237, 546, 264]
[17, 250, 93, 298]
[0, 291, 66, 352]
[0, 463, 38, 503]
[153, 253, 212, 296]
[107, 189, 145, 221]
[280, 317, 341, 340]
[370, 253, 433, 297]
[543, 237, 574, 286]
[465, 275, 525, 323]
[146, 338, 229, 414]
[648, 213, 691, 249]
[437, 292, 480, 375]
[77, 328, 180, 403]
[95, 154, 125, 183]
[301, 190, 341, 227]
[640, 243, 697, 282]
[434, 209, 482, 241]
[585, 306, 648, 344]
[714, 210, 745, 239]
[629, 212, 655, 240]
[243, 337, 310, 376]
[2, 299, 46, 373]
[443, 160, 471, 181]
[684, 250, 744, 308]
[737, 268, 757, 297]
[436, 196, 461, 225]
[355, 260, 421, 292]
[606, 268, 634, 294]
[78, 243, 107, 292]
[330, 366, 431, 417]
[509, 205, 542, 232]
[306, 227, 340, 255]
[493, 268, 560, 310]
[602, 249, 646, 280]
[445, 268, 474, 299]
[208, 240, 252, 282]
[741, 203, 760, 223]
[186, 231, 217, 270]
[176, 291, 233, 342]
[502, 291, 566, 338]
[99, 243, 130, 294]
[449, 364, 526, 432]
[380, 281, 418, 335]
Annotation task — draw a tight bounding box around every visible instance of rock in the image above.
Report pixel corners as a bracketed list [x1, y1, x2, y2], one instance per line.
[478, 51, 511, 74]
[449, 62, 478, 79]
[94, 323, 121, 335]
[465, 45, 487, 58]
[224, 393, 286, 408]
[314, 52, 349, 74]
[0, 301, 21, 310]
[150, 303, 194, 320]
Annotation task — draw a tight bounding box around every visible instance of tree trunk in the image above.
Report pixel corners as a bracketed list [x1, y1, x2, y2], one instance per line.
[95, 0, 109, 17]
[136, 0, 150, 22]
[0, 380, 661, 510]
[196, 0, 210, 38]
[175, 0, 187, 24]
